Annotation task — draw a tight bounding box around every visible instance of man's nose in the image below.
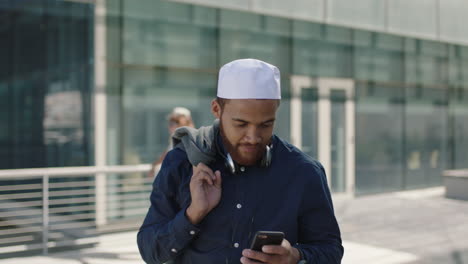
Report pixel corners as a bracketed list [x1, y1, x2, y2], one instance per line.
[244, 127, 261, 144]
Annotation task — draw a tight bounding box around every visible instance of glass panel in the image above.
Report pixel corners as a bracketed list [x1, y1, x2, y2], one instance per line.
[0, 0, 94, 169]
[330, 90, 346, 192]
[292, 25, 353, 78]
[448, 47, 468, 169]
[292, 20, 322, 40]
[451, 87, 468, 169]
[355, 83, 404, 194]
[123, 1, 217, 69]
[353, 32, 404, 83]
[448, 46, 468, 87]
[111, 0, 220, 166]
[123, 0, 193, 22]
[405, 86, 448, 188]
[405, 39, 448, 86]
[167, 0, 251, 11]
[301, 88, 318, 158]
[219, 11, 291, 74]
[0, 12, 11, 168]
[43, 1, 94, 168]
[117, 68, 217, 165]
[275, 99, 291, 143]
[219, 9, 262, 31]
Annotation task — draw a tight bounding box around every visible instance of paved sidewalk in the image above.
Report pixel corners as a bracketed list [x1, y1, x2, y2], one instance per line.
[336, 187, 468, 264]
[0, 231, 142, 264]
[1, 187, 467, 264]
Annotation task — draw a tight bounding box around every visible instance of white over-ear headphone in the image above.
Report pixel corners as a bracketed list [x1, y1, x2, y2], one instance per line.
[224, 145, 272, 174]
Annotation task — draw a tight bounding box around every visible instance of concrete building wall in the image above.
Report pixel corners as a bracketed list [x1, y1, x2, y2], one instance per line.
[168, 0, 468, 45]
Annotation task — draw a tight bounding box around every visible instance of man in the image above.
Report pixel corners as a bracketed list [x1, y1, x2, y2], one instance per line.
[137, 59, 343, 263]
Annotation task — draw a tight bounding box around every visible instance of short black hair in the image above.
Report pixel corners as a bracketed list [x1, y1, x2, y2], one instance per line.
[216, 97, 229, 109]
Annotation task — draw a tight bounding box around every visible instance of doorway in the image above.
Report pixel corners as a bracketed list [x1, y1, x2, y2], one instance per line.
[290, 76, 355, 195]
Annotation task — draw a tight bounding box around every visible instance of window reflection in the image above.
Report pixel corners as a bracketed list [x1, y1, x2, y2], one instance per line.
[0, 0, 93, 169]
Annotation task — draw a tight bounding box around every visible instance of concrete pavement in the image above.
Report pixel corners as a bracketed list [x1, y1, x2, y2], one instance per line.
[0, 232, 142, 264]
[336, 187, 468, 264]
[1, 187, 467, 264]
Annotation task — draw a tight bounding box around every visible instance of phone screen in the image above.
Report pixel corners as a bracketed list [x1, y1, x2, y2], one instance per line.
[250, 231, 285, 251]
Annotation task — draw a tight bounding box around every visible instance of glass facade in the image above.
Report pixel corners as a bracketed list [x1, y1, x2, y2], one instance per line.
[104, 0, 468, 194]
[0, 1, 95, 254]
[0, 0, 94, 169]
[1, 0, 467, 195]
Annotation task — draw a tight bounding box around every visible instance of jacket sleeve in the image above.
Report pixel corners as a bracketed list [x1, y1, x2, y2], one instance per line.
[137, 150, 199, 264]
[294, 162, 344, 264]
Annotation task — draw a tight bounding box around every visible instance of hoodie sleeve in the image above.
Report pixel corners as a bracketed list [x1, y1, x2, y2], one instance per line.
[294, 162, 344, 264]
[137, 149, 200, 264]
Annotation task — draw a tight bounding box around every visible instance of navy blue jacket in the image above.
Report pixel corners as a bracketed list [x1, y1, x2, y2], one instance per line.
[137, 135, 343, 263]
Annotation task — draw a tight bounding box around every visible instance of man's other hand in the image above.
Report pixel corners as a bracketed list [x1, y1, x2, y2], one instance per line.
[240, 239, 301, 264]
[186, 163, 222, 225]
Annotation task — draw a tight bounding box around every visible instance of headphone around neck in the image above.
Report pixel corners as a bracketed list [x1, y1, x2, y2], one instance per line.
[224, 145, 272, 174]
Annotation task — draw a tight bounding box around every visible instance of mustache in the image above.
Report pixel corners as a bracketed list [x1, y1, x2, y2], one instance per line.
[238, 143, 263, 148]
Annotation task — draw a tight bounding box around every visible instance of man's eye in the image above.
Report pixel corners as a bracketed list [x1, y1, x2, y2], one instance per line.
[235, 123, 247, 127]
[261, 123, 273, 128]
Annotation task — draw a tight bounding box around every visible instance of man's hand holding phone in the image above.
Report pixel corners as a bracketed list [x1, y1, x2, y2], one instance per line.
[241, 231, 301, 264]
[186, 163, 222, 225]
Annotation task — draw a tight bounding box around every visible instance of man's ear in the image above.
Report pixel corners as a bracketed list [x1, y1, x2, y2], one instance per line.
[211, 99, 221, 119]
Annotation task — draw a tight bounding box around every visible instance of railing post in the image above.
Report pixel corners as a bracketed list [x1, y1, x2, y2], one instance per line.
[42, 175, 49, 255]
[95, 173, 107, 226]
[94, 0, 108, 228]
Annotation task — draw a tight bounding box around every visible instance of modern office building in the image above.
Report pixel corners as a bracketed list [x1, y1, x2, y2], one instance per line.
[1, 0, 468, 197]
[1, 0, 468, 256]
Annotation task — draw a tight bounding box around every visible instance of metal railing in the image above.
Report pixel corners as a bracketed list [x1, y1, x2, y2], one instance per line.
[0, 165, 154, 256]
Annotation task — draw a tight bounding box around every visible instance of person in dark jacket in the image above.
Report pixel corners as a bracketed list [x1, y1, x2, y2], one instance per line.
[137, 58, 343, 264]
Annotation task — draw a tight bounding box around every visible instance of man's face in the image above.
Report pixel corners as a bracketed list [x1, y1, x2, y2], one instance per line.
[211, 99, 279, 166]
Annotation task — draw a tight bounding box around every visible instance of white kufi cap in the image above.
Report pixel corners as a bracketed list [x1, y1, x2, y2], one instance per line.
[217, 59, 281, 99]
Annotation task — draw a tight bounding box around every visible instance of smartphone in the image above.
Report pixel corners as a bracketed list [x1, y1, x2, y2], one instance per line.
[250, 231, 285, 251]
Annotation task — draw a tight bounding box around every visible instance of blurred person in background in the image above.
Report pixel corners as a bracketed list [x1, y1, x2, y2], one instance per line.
[147, 107, 195, 178]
